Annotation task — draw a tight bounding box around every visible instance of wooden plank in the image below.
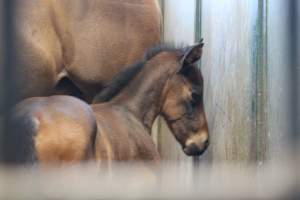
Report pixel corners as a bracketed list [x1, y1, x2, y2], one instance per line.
[266, 0, 294, 161]
[201, 0, 260, 164]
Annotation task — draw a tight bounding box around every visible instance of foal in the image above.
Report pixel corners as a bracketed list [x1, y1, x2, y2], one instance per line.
[9, 41, 209, 165]
[92, 40, 208, 164]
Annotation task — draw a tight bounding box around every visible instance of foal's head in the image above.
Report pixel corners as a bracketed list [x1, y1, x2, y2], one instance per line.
[160, 41, 209, 156]
[93, 40, 209, 156]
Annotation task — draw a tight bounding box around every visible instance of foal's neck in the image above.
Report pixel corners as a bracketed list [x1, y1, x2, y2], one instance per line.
[112, 55, 176, 130]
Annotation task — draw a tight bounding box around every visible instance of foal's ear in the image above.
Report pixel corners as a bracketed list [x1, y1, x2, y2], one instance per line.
[181, 39, 204, 65]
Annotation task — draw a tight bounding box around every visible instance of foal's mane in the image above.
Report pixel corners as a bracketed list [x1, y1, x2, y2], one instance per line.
[93, 44, 200, 103]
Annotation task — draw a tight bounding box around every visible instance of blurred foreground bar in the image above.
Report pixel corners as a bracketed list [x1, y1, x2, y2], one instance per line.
[1, 0, 19, 164]
[0, 162, 298, 200]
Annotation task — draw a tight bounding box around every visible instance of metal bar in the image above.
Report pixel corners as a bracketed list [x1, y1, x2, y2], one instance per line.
[1, 0, 18, 163]
[288, 0, 299, 150]
[251, 0, 268, 163]
[195, 0, 202, 42]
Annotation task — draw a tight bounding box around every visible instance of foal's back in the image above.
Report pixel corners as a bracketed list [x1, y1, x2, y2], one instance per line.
[91, 103, 160, 163]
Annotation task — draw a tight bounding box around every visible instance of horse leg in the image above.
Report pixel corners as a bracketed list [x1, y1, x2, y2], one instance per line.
[14, 40, 57, 101]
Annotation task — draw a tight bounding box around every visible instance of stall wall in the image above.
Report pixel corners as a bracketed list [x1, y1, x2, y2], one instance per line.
[159, 0, 269, 165]
[201, 0, 261, 164]
[266, 0, 290, 161]
[157, 0, 298, 165]
[157, 0, 260, 165]
[267, 0, 300, 160]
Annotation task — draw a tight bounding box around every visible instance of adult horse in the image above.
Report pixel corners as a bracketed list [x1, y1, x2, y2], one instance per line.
[10, 41, 209, 165]
[13, 0, 161, 102]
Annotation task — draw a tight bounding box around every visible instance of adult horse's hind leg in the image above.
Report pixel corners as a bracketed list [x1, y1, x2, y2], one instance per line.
[14, 39, 58, 101]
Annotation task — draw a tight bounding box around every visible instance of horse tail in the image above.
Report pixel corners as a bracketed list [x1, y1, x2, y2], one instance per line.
[8, 109, 39, 164]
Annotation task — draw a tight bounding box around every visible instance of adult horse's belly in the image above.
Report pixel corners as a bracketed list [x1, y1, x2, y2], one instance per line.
[13, 0, 161, 101]
[67, 0, 161, 99]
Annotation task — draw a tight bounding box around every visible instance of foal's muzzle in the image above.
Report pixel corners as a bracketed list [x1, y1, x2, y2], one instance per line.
[183, 140, 209, 156]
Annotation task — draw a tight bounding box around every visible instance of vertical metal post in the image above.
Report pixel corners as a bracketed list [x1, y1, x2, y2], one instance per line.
[250, 0, 268, 163]
[288, 0, 299, 152]
[256, 0, 268, 163]
[195, 0, 201, 43]
[2, 0, 17, 163]
[0, 0, 3, 163]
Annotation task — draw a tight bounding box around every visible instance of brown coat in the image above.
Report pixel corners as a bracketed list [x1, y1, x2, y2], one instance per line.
[13, 0, 161, 101]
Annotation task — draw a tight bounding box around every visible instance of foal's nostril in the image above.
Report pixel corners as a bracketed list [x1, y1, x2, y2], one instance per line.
[183, 138, 209, 156]
[183, 142, 203, 156]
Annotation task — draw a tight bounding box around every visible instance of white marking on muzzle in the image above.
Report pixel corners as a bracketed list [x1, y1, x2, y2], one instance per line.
[185, 131, 208, 147]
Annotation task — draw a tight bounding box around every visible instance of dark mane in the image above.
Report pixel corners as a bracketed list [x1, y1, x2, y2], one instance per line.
[93, 61, 144, 103]
[92, 44, 187, 103]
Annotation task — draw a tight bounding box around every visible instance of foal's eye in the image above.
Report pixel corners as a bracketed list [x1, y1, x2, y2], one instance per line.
[190, 92, 201, 107]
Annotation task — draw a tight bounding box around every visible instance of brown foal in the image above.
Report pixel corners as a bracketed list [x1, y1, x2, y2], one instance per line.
[10, 41, 208, 167]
